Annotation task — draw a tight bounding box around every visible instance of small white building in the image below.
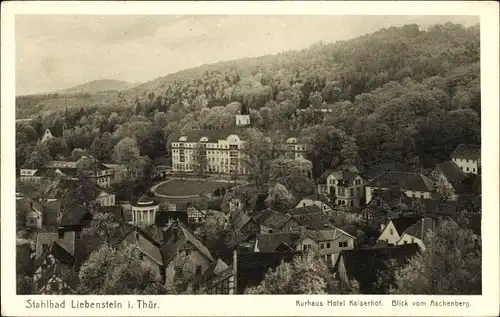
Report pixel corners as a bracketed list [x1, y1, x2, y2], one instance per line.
[450, 144, 481, 175]
[131, 196, 160, 226]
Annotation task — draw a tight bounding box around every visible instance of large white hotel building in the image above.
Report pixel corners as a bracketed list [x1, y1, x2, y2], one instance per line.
[171, 112, 309, 175]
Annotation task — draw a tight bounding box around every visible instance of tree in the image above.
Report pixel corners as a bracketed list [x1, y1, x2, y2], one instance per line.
[245, 252, 357, 294]
[112, 137, 141, 179]
[269, 158, 315, 197]
[46, 137, 69, 160]
[71, 148, 89, 161]
[195, 213, 231, 254]
[166, 252, 201, 294]
[78, 243, 168, 295]
[265, 183, 296, 211]
[391, 220, 481, 295]
[25, 142, 52, 168]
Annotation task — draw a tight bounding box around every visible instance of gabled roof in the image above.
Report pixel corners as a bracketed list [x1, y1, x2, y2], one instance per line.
[160, 222, 214, 266]
[47, 126, 64, 138]
[300, 193, 330, 204]
[202, 258, 230, 284]
[451, 144, 481, 160]
[60, 206, 93, 227]
[120, 226, 163, 266]
[252, 209, 294, 230]
[402, 218, 436, 241]
[255, 232, 305, 252]
[308, 227, 356, 242]
[435, 161, 468, 184]
[366, 171, 435, 192]
[230, 209, 253, 232]
[33, 241, 75, 271]
[389, 216, 422, 236]
[337, 244, 419, 294]
[36, 231, 76, 258]
[236, 251, 300, 294]
[329, 170, 362, 185]
[288, 204, 323, 216]
[291, 213, 333, 230]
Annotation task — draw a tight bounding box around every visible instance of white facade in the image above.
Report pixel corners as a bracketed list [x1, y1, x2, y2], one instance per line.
[326, 174, 365, 208]
[131, 199, 159, 226]
[365, 187, 432, 205]
[94, 191, 115, 207]
[452, 157, 480, 175]
[235, 114, 250, 127]
[377, 220, 401, 245]
[397, 233, 425, 251]
[41, 128, 54, 143]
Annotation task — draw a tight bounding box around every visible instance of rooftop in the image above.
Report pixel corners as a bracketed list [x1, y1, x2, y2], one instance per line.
[451, 144, 481, 161]
[366, 171, 435, 192]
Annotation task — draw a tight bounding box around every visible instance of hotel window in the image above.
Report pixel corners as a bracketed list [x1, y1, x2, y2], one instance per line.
[320, 243, 325, 249]
[350, 188, 354, 196]
[466, 167, 470, 172]
[338, 241, 347, 248]
[326, 243, 331, 248]
[473, 168, 476, 172]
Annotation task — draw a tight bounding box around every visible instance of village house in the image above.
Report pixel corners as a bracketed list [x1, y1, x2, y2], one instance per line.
[229, 208, 260, 236]
[59, 206, 94, 237]
[450, 143, 481, 175]
[32, 241, 77, 294]
[17, 198, 44, 229]
[19, 160, 114, 188]
[161, 220, 216, 286]
[334, 243, 419, 294]
[365, 171, 436, 204]
[43, 178, 116, 207]
[254, 226, 355, 266]
[39, 126, 64, 143]
[396, 218, 436, 251]
[119, 226, 165, 277]
[202, 259, 235, 294]
[377, 216, 422, 245]
[294, 193, 332, 213]
[319, 166, 366, 209]
[432, 161, 468, 200]
[130, 196, 160, 226]
[290, 211, 334, 231]
[252, 209, 301, 234]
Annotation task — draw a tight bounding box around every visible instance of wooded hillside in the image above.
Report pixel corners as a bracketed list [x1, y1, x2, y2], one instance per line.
[16, 22, 480, 173]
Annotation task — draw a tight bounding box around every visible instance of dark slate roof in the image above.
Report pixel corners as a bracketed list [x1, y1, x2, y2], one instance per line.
[120, 226, 164, 266]
[33, 241, 75, 271]
[255, 232, 304, 252]
[175, 127, 248, 143]
[455, 174, 482, 195]
[252, 209, 293, 230]
[451, 144, 481, 160]
[390, 216, 422, 236]
[60, 206, 93, 227]
[329, 170, 362, 185]
[36, 231, 76, 258]
[288, 204, 323, 216]
[160, 221, 214, 266]
[366, 171, 435, 192]
[291, 213, 333, 230]
[230, 209, 253, 232]
[436, 161, 468, 184]
[236, 251, 301, 294]
[337, 244, 419, 294]
[48, 126, 64, 138]
[402, 218, 436, 240]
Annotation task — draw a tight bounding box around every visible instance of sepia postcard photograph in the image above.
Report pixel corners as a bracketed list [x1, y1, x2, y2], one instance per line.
[1, 1, 499, 316]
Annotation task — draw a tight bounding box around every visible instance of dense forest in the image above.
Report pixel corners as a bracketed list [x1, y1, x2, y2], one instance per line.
[16, 23, 480, 177]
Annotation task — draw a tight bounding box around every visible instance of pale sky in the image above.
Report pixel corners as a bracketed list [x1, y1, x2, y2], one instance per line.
[16, 15, 479, 95]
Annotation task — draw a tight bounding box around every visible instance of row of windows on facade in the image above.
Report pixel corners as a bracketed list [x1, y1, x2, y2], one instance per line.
[334, 187, 363, 197]
[460, 166, 477, 173]
[173, 143, 240, 149]
[303, 241, 348, 251]
[327, 179, 363, 186]
[454, 158, 479, 163]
